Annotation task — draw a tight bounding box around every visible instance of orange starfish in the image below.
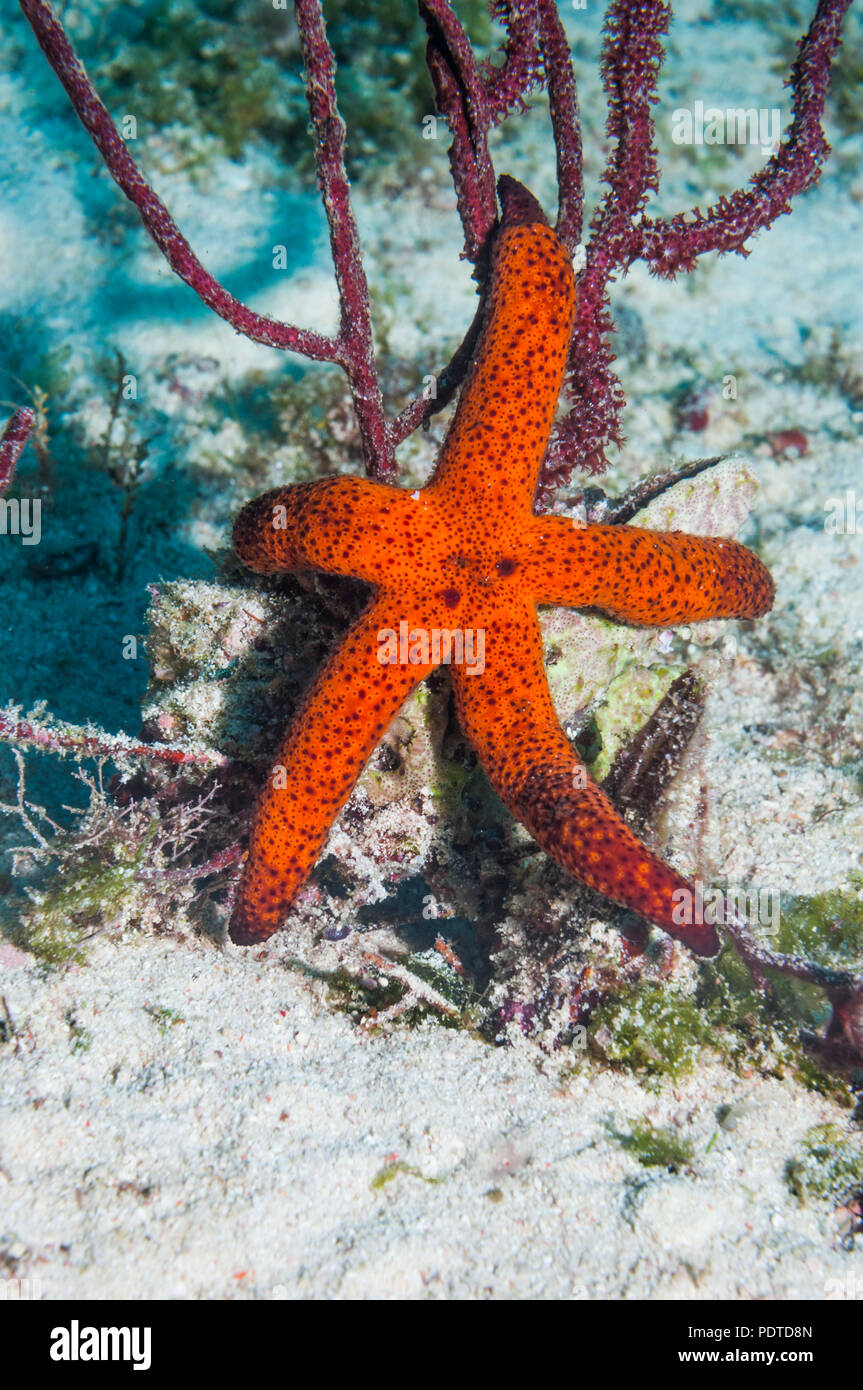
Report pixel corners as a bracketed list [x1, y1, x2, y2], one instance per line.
[230, 176, 774, 952]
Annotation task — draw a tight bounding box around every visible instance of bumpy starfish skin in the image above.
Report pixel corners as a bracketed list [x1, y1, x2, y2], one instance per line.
[230, 176, 774, 951]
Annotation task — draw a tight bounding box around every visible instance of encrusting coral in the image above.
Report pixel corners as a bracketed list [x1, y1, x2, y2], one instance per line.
[2, 0, 861, 1057]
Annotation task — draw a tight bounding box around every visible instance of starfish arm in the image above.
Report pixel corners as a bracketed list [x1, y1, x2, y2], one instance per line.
[428, 216, 576, 514]
[230, 595, 436, 944]
[233, 476, 419, 581]
[523, 519, 775, 622]
[450, 598, 720, 955]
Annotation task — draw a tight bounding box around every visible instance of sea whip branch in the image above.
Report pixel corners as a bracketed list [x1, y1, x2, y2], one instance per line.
[3, 404, 226, 773]
[17, 1, 335, 362]
[409, 0, 584, 438]
[541, 0, 668, 485]
[420, 0, 499, 263]
[483, 0, 544, 125]
[0, 708, 228, 769]
[17, 0, 853, 486]
[590, 0, 668, 259]
[293, 0, 394, 477]
[392, 0, 517, 445]
[639, 0, 853, 273]
[536, 0, 584, 251]
[18, 0, 398, 480]
[543, 0, 852, 485]
[0, 408, 35, 495]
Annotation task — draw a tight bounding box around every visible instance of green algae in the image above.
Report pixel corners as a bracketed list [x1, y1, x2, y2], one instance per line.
[324, 946, 480, 1033]
[16, 818, 161, 967]
[608, 1118, 696, 1173]
[775, 886, 863, 968]
[370, 1159, 447, 1191]
[16, 918, 89, 969]
[590, 984, 714, 1081]
[698, 945, 853, 1104]
[399, 948, 481, 1018]
[15, 854, 148, 967]
[89, 0, 495, 178]
[587, 930, 856, 1100]
[322, 966, 400, 1018]
[765, 888, 863, 1042]
[144, 1004, 185, 1034]
[3, 773, 227, 969]
[65, 1009, 93, 1054]
[785, 1123, 863, 1205]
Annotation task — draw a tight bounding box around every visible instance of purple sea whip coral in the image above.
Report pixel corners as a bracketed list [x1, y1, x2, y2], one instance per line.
[0, 407, 36, 495]
[12, 0, 852, 483]
[4, 0, 861, 1043]
[418, 0, 854, 484]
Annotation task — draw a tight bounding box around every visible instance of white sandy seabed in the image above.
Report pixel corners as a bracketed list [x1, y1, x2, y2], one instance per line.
[0, 930, 861, 1301]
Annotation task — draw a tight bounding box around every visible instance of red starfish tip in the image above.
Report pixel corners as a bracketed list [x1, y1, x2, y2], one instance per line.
[497, 174, 549, 228]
